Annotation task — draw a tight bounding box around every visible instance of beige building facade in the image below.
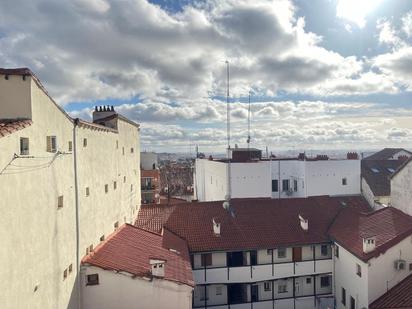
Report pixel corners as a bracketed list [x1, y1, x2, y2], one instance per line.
[0, 68, 140, 309]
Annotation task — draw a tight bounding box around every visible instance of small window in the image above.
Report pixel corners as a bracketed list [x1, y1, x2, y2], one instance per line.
[356, 264, 361, 277]
[342, 178, 347, 186]
[124, 176, 126, 183]
[63, 269, 68, 280]
[130, 184, 133, 192]
[46, 136, 57, 152]
[350, 296, 355, 309]
[201, 253, 212, 267]
[282, 179, 290, 191]
[131, 148, 134, 153]
[277, 248, 286, 258]
[68, 264, 73, 273]
[86, 274, 99, 286]
[321, 245, 328, 256]
[68, 141, 73, 152]
[267, 249, 273, 255]
[306, 277, 312, 284]
[264, 281, 271, 291]
[113, 181, 117, 190]
[341, 287, 346, 305]
[20, 137, 29, 155]
[122, 147, 125, 155]
[278, 283, 287, 293]
[57, 195, 64, 208]
[89, 244, 93, 252]
[116, 140, 119, 149]
[100, 235, 105, 242]
[114, 221, 119, 229]
[83, 138, 87, 147]
[271, 179, 278, 192]
[320, 276, 330, 287]
[85, 187, 90, 197]
[86, 247, 89, 255]
[216, 286, 222, 295]
[294, 179, 298, 192]
[335, 245, 339, 258]
[105, 184, 109, 193]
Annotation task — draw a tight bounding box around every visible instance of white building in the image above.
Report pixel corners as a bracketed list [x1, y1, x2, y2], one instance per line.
[194, 150, 360, 202]
[0, 68, 141, 309]
[81, 224, 194, 309]
[390, 158, 412, 216]
[136, 196, 412, 309]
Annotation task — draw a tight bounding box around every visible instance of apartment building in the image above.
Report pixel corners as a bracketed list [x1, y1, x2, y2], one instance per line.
[140, 152, 161, 204]
[81, 224, 194, 309]
[136, 195, 412, 309]
[361, 148, 411, 209]
[194, 149, 360, 202]
[0, 68, 140, 309]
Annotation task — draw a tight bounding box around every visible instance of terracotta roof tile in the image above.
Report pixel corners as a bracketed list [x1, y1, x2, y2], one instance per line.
[82, 224, 194, 287]
[369, 274, 412, 308]
[135, 204, 177, 233]
[0, 119, 32, 138]
[329, 207, 412, 262]
[137, 196, 371, 253]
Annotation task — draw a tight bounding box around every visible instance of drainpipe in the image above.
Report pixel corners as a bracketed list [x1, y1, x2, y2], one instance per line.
[73, 118, 81, 309]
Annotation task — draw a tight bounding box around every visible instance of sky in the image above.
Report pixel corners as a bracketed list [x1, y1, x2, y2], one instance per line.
[1, 0, 412, 154]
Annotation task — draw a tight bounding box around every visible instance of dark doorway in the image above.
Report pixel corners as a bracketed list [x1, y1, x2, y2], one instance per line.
[293, 247, 302, 262]
[228, 284, 248, 304]
[227, 251, 246, 267]
[251, 285, 259, 302]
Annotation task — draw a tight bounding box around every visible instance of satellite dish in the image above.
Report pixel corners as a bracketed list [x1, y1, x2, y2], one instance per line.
[222, 201, 229, 210]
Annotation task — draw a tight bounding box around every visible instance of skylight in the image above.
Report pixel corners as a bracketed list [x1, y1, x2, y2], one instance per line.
[371, 168, 380, 173]
[387, 168, 395, 173]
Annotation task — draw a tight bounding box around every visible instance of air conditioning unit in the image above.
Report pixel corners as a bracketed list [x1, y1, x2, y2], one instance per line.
[394, 259, 406, 271]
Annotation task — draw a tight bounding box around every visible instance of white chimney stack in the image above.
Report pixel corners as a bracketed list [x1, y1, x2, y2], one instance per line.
[299, 215, 308, 231]
[150, 259, 165, 277]
[213, 218, 221, 236]
[362, 237, 376, 253]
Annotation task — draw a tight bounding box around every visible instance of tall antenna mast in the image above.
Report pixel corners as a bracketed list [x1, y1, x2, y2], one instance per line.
[225, 60, 231, 207]
[247, 91, 251, 149]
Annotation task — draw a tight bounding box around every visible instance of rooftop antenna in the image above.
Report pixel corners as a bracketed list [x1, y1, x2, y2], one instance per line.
[224, 60, 231, 209]
[247, 91, 251, 149]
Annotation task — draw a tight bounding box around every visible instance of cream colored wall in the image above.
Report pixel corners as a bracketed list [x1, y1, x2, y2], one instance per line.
[81, 266, 192, 309]
[0, 76, 76, 309]
[391, 161, 412, 216]
[0, 74, 32, 119]
[0, 75, 141, 309]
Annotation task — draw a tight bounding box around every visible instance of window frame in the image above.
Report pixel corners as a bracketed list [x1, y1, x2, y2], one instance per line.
[320, 275, 330, 288]
[46, 135, 57, 153]
[277, 248, 287, 258]
[20, 137, 29, 155]
[264, 281, 271, 291]
[282, 179, 290, 192]
[271, 179, 278, 192]
[201, 253, 212, 267]
[86, 274, 99, 286]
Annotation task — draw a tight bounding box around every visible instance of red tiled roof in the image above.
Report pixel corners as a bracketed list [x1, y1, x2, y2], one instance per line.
[0, 119, 32, 138]
[329, 207, 412, 262]
[136, 196, 370, 252]
[369, 274, 412, 308]
[82, 224, 194, 287]
[135, 204, 177, 233]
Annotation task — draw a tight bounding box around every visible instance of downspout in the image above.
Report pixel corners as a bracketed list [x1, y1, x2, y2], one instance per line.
[73, 118, 81, 309]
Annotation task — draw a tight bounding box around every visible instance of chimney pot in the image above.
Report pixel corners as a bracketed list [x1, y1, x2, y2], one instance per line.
[298, 215, 308, 231]
[362, 237, 376, 253]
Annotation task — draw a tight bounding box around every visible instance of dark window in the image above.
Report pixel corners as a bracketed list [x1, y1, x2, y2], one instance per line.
[20, 137, 29, 155]
[264, 281, 271, 291]
[320, 276, 330, 287]
[83, 138, 87, 147]
[306, 278, 312, 284]
[201, 253, 212, 267]
[294, 179, 298, 192]
[409, 263, 412, 271]
[277, 248, 286, 258]
[356, 264, 362, 277]
[250, 250, 258, 265]
[341, 287, 346, 305]
[321, 245, 328, 256]
[272, 179, 278, 192]
[335, 245, 339, 258]
[282, 179, 290, 191]
[86, 274, 99, 285]
[342, 178, 347, 185]
[350, 296, 355, 309]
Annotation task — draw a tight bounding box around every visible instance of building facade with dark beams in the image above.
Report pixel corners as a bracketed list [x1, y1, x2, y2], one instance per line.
[135, 195, 412, 309]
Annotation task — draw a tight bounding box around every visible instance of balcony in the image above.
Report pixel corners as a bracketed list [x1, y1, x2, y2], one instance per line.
[141, 184, 155, 191]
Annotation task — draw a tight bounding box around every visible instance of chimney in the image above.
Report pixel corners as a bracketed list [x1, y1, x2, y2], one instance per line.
[362, 237, 376, 254]
[212, 218, 221, 236]
[298, 215, 308, 231]
[150, 259, 165, 277]
[93, 105, 117, 122]
[347, 152, 359, 160]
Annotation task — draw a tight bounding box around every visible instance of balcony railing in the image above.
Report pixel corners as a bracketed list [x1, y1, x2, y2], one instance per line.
[141, 184, 156, 191]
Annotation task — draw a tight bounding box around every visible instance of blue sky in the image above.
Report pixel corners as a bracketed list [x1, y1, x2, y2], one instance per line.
[1, 0, 412, 152]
